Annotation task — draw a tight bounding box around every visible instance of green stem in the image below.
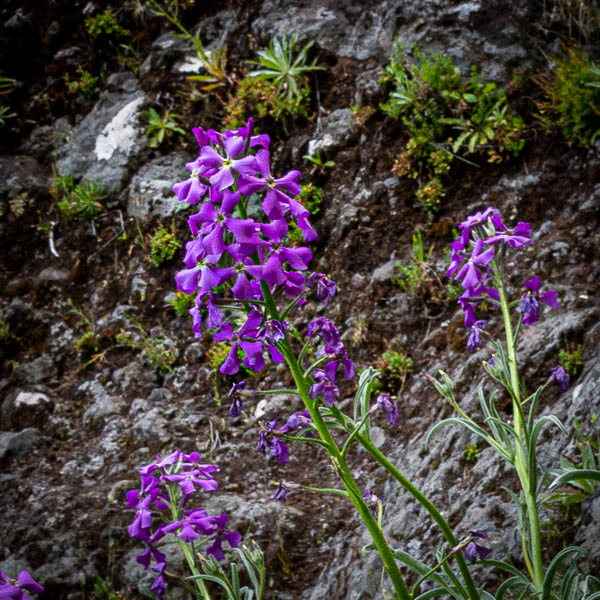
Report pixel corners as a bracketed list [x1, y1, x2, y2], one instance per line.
[355, 434, 479, 600]
[166, 484, 212, 600]
[259, 283, 410, 600]
[496, 268, 543, 592]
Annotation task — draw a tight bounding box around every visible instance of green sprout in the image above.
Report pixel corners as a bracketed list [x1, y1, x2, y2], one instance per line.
[145, 108, 185, 148]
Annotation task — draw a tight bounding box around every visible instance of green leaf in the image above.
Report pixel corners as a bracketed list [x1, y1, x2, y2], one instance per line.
[550, 469, 600, 491]
[541, 547, 584, 600]
[463, 93, 477, 103]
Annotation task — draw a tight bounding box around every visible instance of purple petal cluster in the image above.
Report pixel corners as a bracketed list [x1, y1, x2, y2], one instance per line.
[257, 411, 313, 464]
[374, 393, 399, 426]
[0, 570, 44, 600]
[464, 530, 492, 563]
[448, 208, 559, 348]
[306, 318, 354, 406]
[549, 365, 569, 391]
[270, 481, 291, 503]
[173, 119, 335, 374]
[125, 450, 241, 599]
[519, 276, 559, 325]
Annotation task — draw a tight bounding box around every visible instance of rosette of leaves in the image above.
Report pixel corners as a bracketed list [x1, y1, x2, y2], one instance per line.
[145, 108, 185, 148]
[247, 32, 323, 103]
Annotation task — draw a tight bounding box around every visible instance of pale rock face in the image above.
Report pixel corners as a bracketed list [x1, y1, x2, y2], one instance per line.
[94, 96, 146, 162]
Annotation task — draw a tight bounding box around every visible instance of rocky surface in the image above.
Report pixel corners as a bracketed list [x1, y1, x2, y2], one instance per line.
[0, 0, 599, 599]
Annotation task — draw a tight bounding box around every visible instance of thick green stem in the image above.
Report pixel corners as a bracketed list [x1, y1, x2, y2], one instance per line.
[496, 271, 543, 592]
[356, 434, 480, 600]
[259, 283, 410, 600]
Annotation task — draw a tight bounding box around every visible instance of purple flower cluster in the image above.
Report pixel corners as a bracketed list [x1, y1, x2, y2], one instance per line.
[173, 119, 334, 375]
[373, 393, 399, 426]
[549, 365, 569, 391]
[307, 317, 355, 406]
[125, 450, 241, 599]
[447, 207, 558, 349]
[257, 411, 313, 465]
[0, 570, 43, 600]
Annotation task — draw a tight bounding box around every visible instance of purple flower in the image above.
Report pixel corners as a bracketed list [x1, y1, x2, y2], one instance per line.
[205, 514, 242, 560]
[0, 570, 44, 600]
[519, 276, 559, 325]
[466, 320, 487, 351]
[362, 490, 386, 516]
[278, 410, 312, 434]
[270, 438, 290, 464]
[150, 570, 168, 599]
[196, 135, 257, 191]
[227, 381, 246, 417]
[549, 366, 569, 391]
[464, 541, 492, 563]
[375, 393, 399, 426]
[454, 239, 495, 290]
[458, 207, 498, 231]
[309, 369, 340, 407]
[270, 482, 291, 503]
[307, 317, 341, 346]
[308, 273, 337, 305]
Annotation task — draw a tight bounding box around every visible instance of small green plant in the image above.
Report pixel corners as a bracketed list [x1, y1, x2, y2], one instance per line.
[0, 73, 17, 95]
[116, 43, 143, 74]
[382, 43, 525, 212]
[0, 106, 15, 127]
[68, 299, 100, 358]
[145, 108, 185, 148]
[168, 291, 196, 316]
[145, 0, 234, 91]
[559, 343, 584, 376]
[247, 32, 322, 103]
[65, 67, 102, 99]
[395, 229, 434, 296]
[91, 575, 125, 600]
[379, 348, 413, 390]
[52, 168, 106, 222]
[464, 443, 479, 463]
[85, 10, 130, 37]
[350, 103, 376, 127]
[148, 224, 182, 266]
[116, 316, 178, 374]
[224, 75, 309, 129]
[535, 47, 600, 146]
[394, 230, 460, 305]
[302, 148, 335, 174]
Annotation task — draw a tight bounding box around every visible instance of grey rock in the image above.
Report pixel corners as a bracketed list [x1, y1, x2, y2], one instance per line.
[308, 109, 356, 155]
[139, 33, 191, 77]
[106, 71, 138, 93]
[370, 255, 397, 285]
[36, 267, 69, 283]
[56, 91, 148, 196]
[80, 380, 120, 427]
[132, 408, 171, 444]
[0, 155, 51, 201]
[14, 354, 56, 384]
[0, 428, 42, 461]
[127, 152, 190, 218]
